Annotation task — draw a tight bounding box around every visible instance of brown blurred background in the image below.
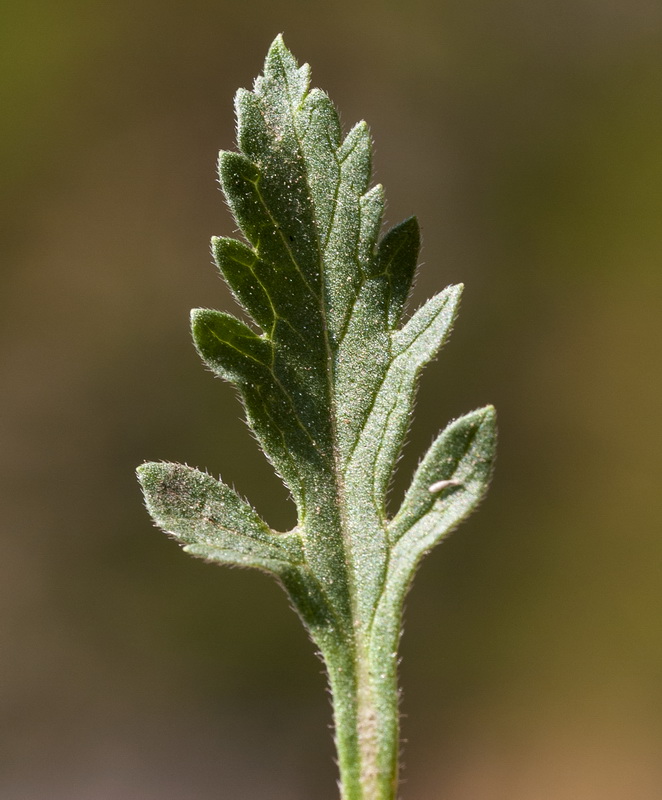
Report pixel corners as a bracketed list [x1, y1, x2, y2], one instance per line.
[2, 1, 661, 798]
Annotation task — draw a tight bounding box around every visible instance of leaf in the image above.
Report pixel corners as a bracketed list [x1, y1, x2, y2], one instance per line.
[137, 462, 303, 572]
[389, 405, 497, 550]
[371, 215, 420, 326]
[341, 284, 463, 518]
[138, 36, 497, 800]
[142, 27, 497, 643]
[191, 308, 274, 384]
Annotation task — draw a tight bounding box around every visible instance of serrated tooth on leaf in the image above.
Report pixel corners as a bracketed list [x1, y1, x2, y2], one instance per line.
[191, 308, 273, 384]
[337, 121, 372, 193]
[371, 216, 420, 324]
[263, 36, 309, 106]
[211, 237, 275, 331]
[393, 283, 462, 358]
[358, 184, 385, 267]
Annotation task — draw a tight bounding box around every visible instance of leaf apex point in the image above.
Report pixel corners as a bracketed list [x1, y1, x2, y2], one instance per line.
[136, 461, 159, 476]
[268, 33, 291, 59]
[460, 405, 495, 426]
[481, 404, 497, 422]
[136, 461, 175, 492]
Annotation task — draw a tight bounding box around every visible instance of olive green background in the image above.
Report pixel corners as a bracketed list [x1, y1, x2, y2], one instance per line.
[2, 1, 661, 797]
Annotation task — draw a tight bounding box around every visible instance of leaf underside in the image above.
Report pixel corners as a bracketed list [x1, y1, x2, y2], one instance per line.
[138, 34, 496, 645]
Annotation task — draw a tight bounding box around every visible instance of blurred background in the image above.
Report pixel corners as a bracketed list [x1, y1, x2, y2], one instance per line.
[2, 1, 661, 797]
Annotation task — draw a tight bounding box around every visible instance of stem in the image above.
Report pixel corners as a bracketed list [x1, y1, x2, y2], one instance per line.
[323, 630, 400, 800]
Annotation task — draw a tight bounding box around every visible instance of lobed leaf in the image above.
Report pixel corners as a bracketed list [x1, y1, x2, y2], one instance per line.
[139, 36, 497, 800]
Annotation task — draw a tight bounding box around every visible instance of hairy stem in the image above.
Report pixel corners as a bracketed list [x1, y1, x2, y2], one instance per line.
[323, 630, 400, 800]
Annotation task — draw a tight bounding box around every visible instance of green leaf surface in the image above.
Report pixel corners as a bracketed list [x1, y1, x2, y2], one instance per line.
[137, 462, 303, 572]
[389, 404, 497, 546]
[138, 35, 496, 800]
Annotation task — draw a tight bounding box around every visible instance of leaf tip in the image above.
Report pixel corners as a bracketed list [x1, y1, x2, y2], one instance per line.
[136, 461, 180, 522]
[467, 404, 498, 470]
[451, 404, 497, 446]
[448, 282, 464, 300]
[271, 32, 286, 50]
[264, 34, 288, 67]
[476, 403, 497, 427]
[190, 306, 209, 327]
[264, 32, 302, 73]
[136, 461, 165, 491]
[391, 215, 420, 244]
[190, 307, 211, 351]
